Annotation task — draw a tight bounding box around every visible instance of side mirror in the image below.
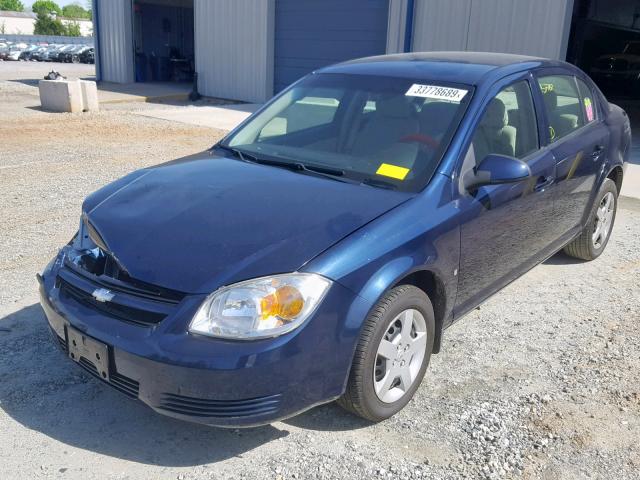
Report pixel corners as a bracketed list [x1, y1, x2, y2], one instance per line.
[464, 154, 531, 190]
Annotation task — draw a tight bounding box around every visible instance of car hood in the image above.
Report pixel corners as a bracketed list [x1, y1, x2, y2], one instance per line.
[82, 151, 410, 293]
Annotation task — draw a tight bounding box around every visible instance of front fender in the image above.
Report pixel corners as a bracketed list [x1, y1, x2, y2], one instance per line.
[303, 174, 460, 338]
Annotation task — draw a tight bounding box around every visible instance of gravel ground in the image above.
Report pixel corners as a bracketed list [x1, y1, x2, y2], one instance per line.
[1, 63, 639, 480]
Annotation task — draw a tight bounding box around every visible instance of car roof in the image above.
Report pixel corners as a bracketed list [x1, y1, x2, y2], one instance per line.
[319, 51, 561, 86]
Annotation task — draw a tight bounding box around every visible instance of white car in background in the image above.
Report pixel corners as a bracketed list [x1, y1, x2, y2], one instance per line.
[6, 43, 28, 61]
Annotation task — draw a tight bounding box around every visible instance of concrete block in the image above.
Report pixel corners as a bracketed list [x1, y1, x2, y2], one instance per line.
[79, 80, 100, 112]
[38, 79, 83, 113]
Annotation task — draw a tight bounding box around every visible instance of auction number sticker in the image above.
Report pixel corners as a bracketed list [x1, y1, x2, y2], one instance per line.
[405, 84, 468, 102]
[584, 97, 594, 122]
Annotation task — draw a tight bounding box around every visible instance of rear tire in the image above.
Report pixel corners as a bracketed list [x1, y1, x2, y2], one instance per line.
[337, 285, 435, 422]
[564, 178, 618, 261]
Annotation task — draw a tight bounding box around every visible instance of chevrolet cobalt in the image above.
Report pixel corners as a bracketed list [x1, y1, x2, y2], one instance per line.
[39, 52, 630, 426]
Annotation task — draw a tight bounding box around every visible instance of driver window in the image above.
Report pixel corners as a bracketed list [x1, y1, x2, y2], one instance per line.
[459, 80, 539, 190]
[471, 80, 539, 164]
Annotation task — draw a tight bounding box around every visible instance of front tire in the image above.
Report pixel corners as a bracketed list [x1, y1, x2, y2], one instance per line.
[337, 285, 435, 422]
[564, 178, 618, 261]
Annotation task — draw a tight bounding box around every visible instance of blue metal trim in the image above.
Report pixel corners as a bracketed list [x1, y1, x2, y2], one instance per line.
[403, 0, 415, 53]
[93, 0, 103, 82]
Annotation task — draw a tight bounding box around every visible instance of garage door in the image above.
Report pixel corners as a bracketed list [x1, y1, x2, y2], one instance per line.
[274, 0, 389, 93]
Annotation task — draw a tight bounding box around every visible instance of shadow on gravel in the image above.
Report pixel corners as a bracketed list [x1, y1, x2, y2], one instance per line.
[543, 251, 585, 265]
[283, 403, 372, 432]
[0, 304, 291, 467]
[8, 78, 41, 87]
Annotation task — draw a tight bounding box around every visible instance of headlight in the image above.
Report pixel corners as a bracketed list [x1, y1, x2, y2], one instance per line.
[189, 273, 332, 340]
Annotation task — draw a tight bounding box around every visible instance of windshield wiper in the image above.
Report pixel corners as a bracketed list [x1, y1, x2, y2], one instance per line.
[214, 144, 255, 163]
[267, 159, 352, 183]
[271, 159, 345, 177]
[217, 144, 351, 183]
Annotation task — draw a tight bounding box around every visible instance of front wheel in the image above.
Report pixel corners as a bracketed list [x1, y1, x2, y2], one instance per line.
[564, 178, 618, 261]
[337, 285, 435, 422]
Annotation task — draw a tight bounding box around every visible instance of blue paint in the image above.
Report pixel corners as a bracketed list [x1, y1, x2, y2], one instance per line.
[81, 154, 410, 294]
[40, 52, 630, 427]
[273, 0, 389, 92]
[404, 0, 415, 53]
[93, 0, 102, 82]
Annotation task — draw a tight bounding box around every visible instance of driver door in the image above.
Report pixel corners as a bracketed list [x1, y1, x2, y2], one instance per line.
[454, 74, 557, 318]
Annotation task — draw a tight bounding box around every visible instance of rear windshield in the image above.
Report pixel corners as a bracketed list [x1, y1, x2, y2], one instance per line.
[223, 73, 473, 192]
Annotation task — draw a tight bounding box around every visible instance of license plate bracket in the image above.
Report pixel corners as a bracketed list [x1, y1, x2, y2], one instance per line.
[66, 326, 110, 381]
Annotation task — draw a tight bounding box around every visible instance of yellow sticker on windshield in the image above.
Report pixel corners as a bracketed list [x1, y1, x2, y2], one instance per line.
[376, 163, 410, 180]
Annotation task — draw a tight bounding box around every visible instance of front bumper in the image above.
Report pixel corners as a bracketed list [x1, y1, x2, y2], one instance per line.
[38, 257, 370, 427]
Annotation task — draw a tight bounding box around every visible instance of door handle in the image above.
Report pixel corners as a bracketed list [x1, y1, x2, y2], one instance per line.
[534, 175, 554, 192]
[591, 145, 605, 161]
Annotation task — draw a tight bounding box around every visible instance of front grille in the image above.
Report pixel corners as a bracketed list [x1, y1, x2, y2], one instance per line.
[58, 277, 167, 327]
[158, 392, 282, 418]
[65, 252, 186, 304]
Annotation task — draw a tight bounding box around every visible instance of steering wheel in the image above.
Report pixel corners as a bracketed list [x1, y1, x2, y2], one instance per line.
[399, 133, 440, 150]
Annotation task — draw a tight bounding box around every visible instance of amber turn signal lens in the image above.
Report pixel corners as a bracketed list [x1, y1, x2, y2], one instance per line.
[260, 285, 304, 321]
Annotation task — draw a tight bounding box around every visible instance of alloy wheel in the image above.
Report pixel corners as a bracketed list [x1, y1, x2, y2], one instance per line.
[592, 192, 615, 249]
[373, 309, 427, 403]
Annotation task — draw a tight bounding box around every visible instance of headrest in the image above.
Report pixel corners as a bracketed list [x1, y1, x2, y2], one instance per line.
[419, 101, 458, 133]
[376, 95, 414, 118]
[420, 101, 458, 120]
[482, 98, 508, 129]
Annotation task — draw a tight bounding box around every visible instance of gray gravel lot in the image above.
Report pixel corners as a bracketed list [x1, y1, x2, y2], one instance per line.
[0, 63, 639, 480]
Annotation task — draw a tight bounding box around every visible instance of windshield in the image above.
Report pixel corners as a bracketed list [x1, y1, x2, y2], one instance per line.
[223, 73, 472, 192]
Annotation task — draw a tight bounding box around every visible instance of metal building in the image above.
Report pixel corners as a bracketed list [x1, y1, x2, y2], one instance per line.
[92, 0, 575, 103]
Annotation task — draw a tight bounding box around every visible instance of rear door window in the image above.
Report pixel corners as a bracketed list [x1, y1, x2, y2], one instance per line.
[537, 75, 584, 142]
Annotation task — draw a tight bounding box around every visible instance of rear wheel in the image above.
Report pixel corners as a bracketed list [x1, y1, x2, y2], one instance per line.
[564, 178, 618, 261]
[337, 285, 435, 422]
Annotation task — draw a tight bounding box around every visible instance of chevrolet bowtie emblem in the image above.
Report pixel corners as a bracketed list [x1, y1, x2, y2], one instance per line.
[92, 288, 115, 303]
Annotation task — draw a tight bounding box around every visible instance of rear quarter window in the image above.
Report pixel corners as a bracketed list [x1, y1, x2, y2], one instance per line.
[576, 78, 598, 124]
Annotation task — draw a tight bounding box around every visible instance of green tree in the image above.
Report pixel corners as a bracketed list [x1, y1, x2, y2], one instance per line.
[64, 20, 81, 36]
[0, 0, 25, 12]
[33, 12, 65, 35]
[84, 0, 92, 20]
[32, 0, 61, 16]
[62, 3, 90, 20]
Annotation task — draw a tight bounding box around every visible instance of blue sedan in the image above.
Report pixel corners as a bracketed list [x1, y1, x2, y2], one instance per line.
[39, 52, 630, 426]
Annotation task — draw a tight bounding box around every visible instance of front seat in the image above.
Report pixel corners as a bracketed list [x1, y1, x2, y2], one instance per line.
[350, 95, 419, 156]
[472, 98, 516, 163]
